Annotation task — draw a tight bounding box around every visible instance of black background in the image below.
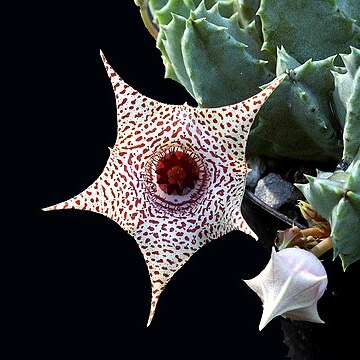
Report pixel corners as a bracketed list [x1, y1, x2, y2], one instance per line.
[11, 2, 358, 359]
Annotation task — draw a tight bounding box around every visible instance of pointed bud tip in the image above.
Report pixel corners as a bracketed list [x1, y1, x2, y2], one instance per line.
[258, 312, 273, 331]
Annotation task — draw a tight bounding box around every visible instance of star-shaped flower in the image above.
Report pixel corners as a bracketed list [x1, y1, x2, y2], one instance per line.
[43, 51, 285, 325]
[244, 247, 328, 330]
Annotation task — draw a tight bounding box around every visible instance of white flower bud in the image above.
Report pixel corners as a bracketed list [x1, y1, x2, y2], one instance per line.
[244, 247, 327, 330]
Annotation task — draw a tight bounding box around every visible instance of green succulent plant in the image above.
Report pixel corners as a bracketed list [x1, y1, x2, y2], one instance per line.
[296, 150, 360, 270]
[137, 0, 360, 268]
[296, 47, 360, 269]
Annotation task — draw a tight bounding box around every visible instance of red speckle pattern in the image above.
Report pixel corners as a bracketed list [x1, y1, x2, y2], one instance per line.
[43, 51, 286, 325]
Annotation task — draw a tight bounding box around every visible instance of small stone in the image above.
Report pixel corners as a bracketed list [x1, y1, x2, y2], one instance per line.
[246, 157, 266, 189]
[254, 173, 294, 209]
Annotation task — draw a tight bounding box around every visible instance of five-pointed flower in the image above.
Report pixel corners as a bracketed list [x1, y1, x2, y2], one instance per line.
[43, 51, 285, 325]
[244, 247, 328, 330]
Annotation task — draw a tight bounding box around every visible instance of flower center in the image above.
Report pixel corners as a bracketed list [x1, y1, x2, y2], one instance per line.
[155, 151, 200, 195]
[144, 143, 209, 215]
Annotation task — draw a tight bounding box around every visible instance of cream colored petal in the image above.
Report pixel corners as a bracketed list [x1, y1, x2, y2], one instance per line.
[43, 52, 285, 325]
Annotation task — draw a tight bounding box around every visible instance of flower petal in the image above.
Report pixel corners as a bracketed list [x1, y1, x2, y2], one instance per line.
[43, 52, 285, 324]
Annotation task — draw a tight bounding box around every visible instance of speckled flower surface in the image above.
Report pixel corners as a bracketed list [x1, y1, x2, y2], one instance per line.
[43, 51, 285, 325]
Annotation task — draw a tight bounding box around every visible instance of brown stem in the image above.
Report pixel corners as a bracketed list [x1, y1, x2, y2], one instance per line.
[309, 237, 333, 258]
[135, 0, 158, 40]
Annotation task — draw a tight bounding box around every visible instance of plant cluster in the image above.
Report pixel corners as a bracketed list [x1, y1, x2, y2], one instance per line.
[139, 0, 360, 270]
[135, 0, 360, 328]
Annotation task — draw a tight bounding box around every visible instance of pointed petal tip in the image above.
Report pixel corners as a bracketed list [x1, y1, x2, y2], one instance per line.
[146, 315, 153, 327]
[42, 204, 58, 212]
[146, 303, 157, 327]
[146, 286, 164, 327]
[99, 49, 106, 63]
[41, 198, 79, 212]
[146, 305, 159, 326]
[279, 73, 287, 82]
[271, 73, 287, 88]
[246, 229, 258, 241]
[248, 228, 258, 241]
[242, 73, 286, 111]
[237, 220, 258, 240]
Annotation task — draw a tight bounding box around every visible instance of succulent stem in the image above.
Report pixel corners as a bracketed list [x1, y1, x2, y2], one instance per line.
[310, 237, 333, 258]
[135, 0, 158, 40]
